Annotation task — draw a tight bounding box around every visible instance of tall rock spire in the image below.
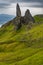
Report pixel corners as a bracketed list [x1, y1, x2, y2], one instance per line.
[16, 3, 21, 17]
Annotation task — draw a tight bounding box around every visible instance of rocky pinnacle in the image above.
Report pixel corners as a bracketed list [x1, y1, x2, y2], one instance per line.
[16, 3, 21, 17]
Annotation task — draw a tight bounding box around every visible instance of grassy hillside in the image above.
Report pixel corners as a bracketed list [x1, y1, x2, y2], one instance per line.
[34, 14, 43, 23]
[0, 15, 43, 65]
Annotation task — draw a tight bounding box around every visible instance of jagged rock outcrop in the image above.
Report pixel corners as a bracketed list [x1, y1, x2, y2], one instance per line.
[25, 9, 30, 18]
[24, 9, 35, 24]
[13, 4, 35, 30]
[16, 3, 21, 17]
[2, 3, 35, 30]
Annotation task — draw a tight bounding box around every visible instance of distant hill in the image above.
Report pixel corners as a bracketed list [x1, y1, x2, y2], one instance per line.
[0, 14, 15, 25]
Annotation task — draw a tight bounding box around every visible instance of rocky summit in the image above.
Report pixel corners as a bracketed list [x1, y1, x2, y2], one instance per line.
[13, 3, 35, 30]
[2, 3, 35, 30]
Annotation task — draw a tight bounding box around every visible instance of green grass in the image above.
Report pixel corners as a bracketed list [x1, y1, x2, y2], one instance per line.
[34, 15, 43, 23]
[0, 15, 43, 65]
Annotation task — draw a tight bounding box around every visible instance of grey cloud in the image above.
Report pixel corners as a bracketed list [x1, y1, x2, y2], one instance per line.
[19, 2, 43, 8]
[29, 5, 43, 8]
[0, 3, 11, 8]
[0, 0, 43, 9]
[0, 0, 43, 3]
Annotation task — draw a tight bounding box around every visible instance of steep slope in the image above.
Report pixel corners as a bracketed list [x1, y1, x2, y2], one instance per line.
[0, 14, 43, 65]
[0, 3, 43, 65]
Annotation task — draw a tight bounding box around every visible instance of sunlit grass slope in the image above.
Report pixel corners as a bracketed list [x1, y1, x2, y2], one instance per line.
[0, 15, 43, 65]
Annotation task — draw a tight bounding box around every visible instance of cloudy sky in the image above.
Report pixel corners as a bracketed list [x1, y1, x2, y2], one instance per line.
[0, 0, 43, 16]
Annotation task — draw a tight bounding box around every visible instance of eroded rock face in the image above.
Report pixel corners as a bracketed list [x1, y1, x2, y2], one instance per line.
[25, 9, 30, 18]
[24, 9, 35, 23]
[16, 3, 21, 17]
